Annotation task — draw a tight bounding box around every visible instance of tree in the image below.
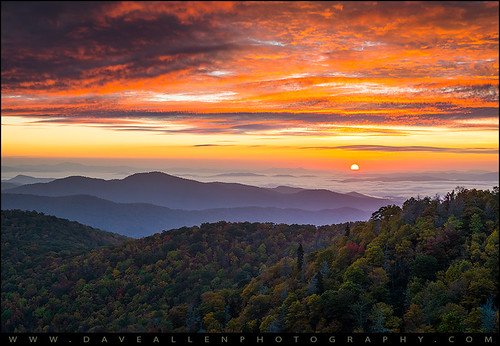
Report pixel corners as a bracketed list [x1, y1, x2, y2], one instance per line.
[402, 197, 430, 224]
[403, 304, 426, 332]
[316, 271, 324, 295]
[480, 297, 497, 333]
[437, 311, 464, 332]
[469, 213, 483, 234]
[370, 305, 388, 333]
[345, 223, 351, 237]
[306, 294, 323, 331]
[364, 245, 385, 267]
[369, 302, 401, 332]
[465, 308, 483, 332]
[297, 244, 304, 273]
[202, 312, 223, 332]
[260, 314, 281, 332]
[200, 292, 226, 324]
[285, 300, 312, 332]
[168, 304, 188, 330]
[351, 297, 369, 332]
[410, 255, 439, 282]
[343, 264, 368, 286]
[371, 205, 402, 221]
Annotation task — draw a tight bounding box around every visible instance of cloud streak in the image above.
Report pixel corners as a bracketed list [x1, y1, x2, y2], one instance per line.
[301, 145, 499, 155]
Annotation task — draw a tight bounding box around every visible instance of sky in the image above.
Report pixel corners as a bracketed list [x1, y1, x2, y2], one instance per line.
[1, 1, 499, 173]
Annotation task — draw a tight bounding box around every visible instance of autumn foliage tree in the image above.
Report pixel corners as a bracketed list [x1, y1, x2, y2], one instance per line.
[1, 187, 498, 333]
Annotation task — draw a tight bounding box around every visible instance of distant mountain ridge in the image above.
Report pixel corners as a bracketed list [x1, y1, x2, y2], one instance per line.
[4, 171, 397, 212]
[2, 174, 55, 185]
[1, 193, 372, 238]
[1, 175, 56, 191]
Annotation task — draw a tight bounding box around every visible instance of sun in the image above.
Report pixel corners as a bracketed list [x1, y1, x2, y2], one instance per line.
[350, 163, 360, 171]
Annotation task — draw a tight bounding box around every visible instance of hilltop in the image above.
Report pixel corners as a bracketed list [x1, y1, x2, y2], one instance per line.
[1, 187, 498, 333]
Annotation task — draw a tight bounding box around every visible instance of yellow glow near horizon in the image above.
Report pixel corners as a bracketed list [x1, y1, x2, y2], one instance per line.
[2, 115, 498, 172]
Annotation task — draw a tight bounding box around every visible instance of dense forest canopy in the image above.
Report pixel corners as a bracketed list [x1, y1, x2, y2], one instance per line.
[1, 187, 498, 333]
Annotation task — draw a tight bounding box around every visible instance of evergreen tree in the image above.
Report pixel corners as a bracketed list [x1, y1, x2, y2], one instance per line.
[297, 243, 304, 273]
[316, 271, 324, 295]
[481, 297, 497, 333]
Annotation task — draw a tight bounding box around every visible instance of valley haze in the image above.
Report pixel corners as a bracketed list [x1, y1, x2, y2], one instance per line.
[1, 163, 497, 238]
[2, 170, 401, 238]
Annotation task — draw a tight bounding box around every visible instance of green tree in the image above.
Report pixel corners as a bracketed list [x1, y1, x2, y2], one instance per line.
[369, 302, 401, 332]
[285, 300, 312, 332]
[297, 244, 304, 273]
[203, 312, 223, 332]
[403, 304, 427, 332]
[411, 255, 439, 282]
[438, 311, 464, 332]
[469, 213, 483, 234]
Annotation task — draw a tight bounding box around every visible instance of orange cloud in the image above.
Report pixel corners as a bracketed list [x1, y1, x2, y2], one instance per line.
[1, 1, 498, 167]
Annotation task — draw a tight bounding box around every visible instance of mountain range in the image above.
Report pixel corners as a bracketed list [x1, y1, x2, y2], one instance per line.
[1, 193, 372, 238]
[1, 171, 401, 237]
[2, 187, 497, 333]
[3, 172, 397, 210]
[3, 174, 56, 185]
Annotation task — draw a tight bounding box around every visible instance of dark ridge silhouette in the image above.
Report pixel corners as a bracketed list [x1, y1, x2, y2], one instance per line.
[4, 171, 397, 211]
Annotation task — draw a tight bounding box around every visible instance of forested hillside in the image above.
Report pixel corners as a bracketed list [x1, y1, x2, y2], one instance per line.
[1, 210, 129, 257]
[1, 187, 498, 333]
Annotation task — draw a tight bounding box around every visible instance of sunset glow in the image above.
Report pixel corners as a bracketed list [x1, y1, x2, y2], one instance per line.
[1, 1, 498, 172]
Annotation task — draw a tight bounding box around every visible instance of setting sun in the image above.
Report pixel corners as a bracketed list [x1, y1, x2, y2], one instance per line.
[350, 164, 360, 171]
